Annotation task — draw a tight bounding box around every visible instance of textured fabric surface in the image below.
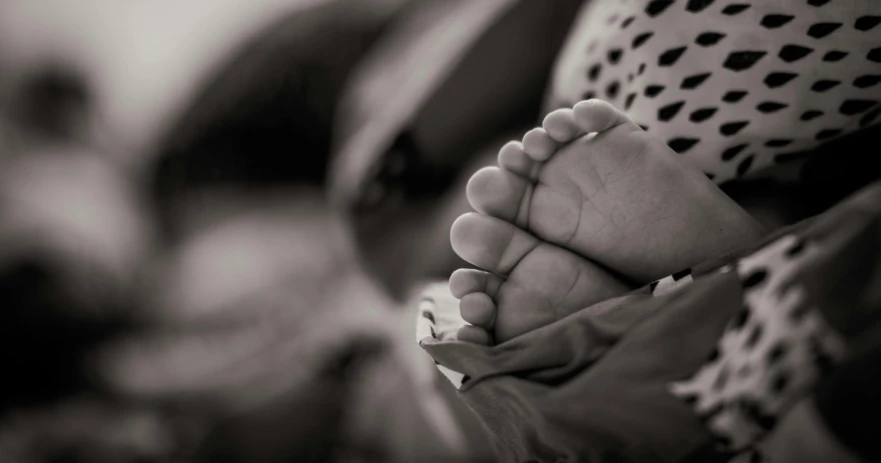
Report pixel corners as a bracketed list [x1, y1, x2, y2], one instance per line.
[548, 0, 881, 183]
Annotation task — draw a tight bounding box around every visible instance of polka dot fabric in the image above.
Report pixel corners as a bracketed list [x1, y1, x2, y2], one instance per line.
[548, 0, 881, 183]
[670, 234, 848, 456]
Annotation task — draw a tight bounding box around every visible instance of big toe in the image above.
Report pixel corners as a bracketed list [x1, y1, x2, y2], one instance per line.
[450, 212, 538, 276]
[466, 167, 531, 225]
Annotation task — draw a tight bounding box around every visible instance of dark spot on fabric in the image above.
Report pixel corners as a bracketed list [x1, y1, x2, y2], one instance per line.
[621, 16, 636, 28]
[810, 338, 836, 375]
[608, 48, 624, 64]
[720, 120, 749, 136]
[854, 75, 881, 88]
[732, 306, 751, 329]
[764, 72, 798, 88]
[823, 50, 848, 62]
[737, 154, 755, 177]
[682, 72, 712, 89]
[690, 107, 718, 122]
[722, 143, 748, 161]
[606, 80, 621, 99]
[745, 323, 764, 349]
[659, 46, 688, 66]
[686, 0, 716, 13]
[659, 101, 686, 121]
[855, 16, 881, 32]
[742, 269, 768, 288]
[811, 80, 840, 92]
[766, 342, 788, 365]
[722, 4, 751, 15]
[757, 101, 789, 113]
[669, 137, 700, 153]
[779, 44, 813, 62]
[801, 110, 824, 121]
[624, 92, 637, 110]
[696, 32, 726, 46]
[785, 240, 806, 257]
[724, 51, 766, 71]
[840, 100, 877, 116]
[761, 14, 794, 28]
[808, 22, 842, 39]
[645, 84, 666, 97]
[722, 90, 748, 103]
[588, 63, 602, 81]
[632, 32, 654, 49]
[646, 0, 675, 17]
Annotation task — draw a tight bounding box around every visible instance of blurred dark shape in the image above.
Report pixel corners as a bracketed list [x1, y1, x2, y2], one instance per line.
[5, 64, 92, 141]
[195, 340, 386, 463]
[0, 252, 131, 412]
[722, 124, 881, 229]
[798, 125, 881, 209]
[151, 0, 410, 230]
[0, 59, 136, 412]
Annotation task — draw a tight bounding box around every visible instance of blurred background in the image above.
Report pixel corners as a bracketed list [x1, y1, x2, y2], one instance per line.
[0, 0, 534, 461]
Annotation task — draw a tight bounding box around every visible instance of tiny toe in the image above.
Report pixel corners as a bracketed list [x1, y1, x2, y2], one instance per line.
[450, 213, 539, 276]
[466, 166, 532, 225]
[449, 268, 503, 299]
[459, 292, 496, 328]
[542, 108, 580, 142]
[498, 141, 539, 178]
[521, 128, 557, 161]
[572, 99, 639, 133]
[456, 325, 492, 345]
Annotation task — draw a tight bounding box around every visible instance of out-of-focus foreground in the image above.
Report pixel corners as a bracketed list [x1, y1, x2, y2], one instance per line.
[0, 1, 491, 461]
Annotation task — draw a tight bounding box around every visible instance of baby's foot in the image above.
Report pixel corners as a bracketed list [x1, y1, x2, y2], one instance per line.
[448, 218, 630, 344]
[451, 100, 763, 344]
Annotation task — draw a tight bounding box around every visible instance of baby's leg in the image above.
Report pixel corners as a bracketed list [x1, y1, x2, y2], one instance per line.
[452, 100, 764, 343]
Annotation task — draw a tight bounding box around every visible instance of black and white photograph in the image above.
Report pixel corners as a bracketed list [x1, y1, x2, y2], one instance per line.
[0, 0, 879, 461]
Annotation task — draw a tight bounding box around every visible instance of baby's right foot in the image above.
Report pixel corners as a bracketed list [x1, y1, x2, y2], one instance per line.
[451, 100, 764, 344]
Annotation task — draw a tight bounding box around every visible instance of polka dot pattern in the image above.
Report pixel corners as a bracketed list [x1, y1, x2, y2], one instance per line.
[670, 235, 848, 453]
[547, 0, 881, 183]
